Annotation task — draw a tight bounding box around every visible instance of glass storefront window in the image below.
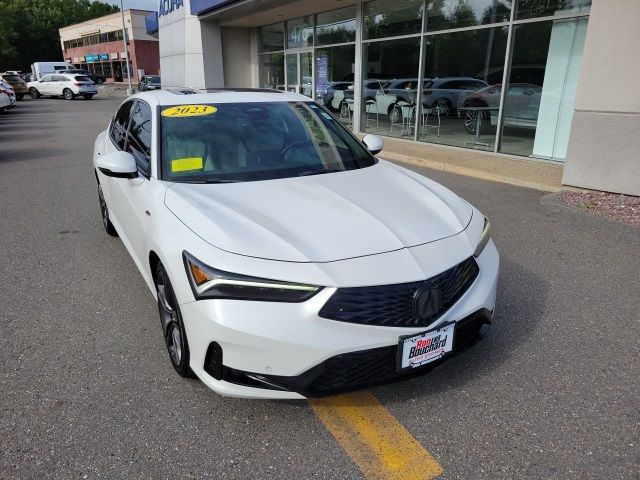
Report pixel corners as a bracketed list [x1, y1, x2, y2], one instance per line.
[260, 23, 285, 52]
[515, 0, 591, 20]
[362, 37, 421, 137]
[287, 16, 313, 48]
[426, 0, 511, 31]
[417, 27, 508, 149]
[316, 6, 356, 45]
[315, 45, 355, 111]
[259, 53, 285, 90]
[364, 0, 423, 39]
[499, 17, 588, 159]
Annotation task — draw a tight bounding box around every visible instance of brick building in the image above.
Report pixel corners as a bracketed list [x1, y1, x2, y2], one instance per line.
[59, 9, 159, 84]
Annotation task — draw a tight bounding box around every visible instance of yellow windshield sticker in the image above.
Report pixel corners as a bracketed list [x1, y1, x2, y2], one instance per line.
[161, 105, 217, 117]
[171, 157, 203, 172]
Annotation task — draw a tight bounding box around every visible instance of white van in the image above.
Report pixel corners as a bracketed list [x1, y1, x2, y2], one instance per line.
[31, 62, 73, 81]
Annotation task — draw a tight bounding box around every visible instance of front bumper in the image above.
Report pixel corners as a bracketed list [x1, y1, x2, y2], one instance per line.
[180, 240, 499, 399]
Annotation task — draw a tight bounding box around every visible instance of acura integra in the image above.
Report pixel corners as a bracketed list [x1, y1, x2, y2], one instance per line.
[93, 89, 499, 399]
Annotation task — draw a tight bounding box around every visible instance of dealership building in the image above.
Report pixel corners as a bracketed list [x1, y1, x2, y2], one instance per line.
[59, 10, 159, 84]
[145, 0, 638, 195]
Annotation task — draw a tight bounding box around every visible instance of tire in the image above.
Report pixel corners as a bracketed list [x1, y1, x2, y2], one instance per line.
[95, 78, 104, 84]
[17, 94, 24, 100]
[155, 263, 195, 378]
[98, 183, 118, 236]
[463, 109, 491, 134]
[29, 87, 40, 99]
[83, 94, 94, 100]
[63, 88, 75, 100]
[432, 98, 451, 116]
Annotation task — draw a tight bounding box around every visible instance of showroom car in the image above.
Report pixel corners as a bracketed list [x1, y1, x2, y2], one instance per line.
[28, 73, 97, 100]
[93, 89, 499, 399]
[458, 83, 542, 134]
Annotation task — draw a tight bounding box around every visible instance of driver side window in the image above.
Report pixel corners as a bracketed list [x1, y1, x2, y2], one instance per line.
[109, 101, 134, 150]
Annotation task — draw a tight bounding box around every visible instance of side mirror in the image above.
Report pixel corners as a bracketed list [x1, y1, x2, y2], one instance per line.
[362, 134, 384, 155]
[96, 151, 138, 179]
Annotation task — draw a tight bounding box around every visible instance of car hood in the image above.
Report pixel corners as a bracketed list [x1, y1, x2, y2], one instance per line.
[164, 161, 472, 263]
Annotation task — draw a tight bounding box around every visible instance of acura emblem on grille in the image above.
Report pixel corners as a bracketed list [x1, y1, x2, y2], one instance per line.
[413, 283, 441, 319]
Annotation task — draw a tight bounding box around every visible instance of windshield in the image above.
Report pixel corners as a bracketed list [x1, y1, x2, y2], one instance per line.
[160, 102, 375, 183]
[148, 76, 160, 83]
[74, 76, 92, 82]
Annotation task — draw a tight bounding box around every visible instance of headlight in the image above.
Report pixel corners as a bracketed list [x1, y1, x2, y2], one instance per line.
[183, 251, 322, 302]
[474, 217, 491, 258]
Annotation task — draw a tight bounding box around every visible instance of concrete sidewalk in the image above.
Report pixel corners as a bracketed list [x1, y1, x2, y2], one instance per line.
[377, 136, 567, 192]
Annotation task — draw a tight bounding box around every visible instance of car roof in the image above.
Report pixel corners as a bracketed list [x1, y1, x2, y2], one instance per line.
[131, 88, 309, 106]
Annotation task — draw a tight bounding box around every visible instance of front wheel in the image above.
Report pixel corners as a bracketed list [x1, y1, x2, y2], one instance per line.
[29, 87, 40, 99]
[63, 88, 75, 100]
[95, 78, 104, 84]
[16, 94, 24, 100]
[155, 264, 195, 378]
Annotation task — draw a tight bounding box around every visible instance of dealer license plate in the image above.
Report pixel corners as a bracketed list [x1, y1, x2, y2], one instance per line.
[397, 322, 455, 371]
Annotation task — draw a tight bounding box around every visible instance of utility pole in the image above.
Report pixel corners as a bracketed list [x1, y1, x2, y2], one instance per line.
[119, 0, 133, 95]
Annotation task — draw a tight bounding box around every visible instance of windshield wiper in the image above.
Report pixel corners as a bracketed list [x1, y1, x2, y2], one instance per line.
[298, 168, 343, 177]
[179, 179, 239, 184]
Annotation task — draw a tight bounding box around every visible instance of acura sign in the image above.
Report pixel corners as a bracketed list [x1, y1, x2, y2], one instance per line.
[159, 0, 183, 16]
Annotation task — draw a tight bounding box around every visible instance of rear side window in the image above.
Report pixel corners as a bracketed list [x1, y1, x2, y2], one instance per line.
[74, 76, 91, 82]
[110, 101, 134, 150]
[126, 101, 153, 175]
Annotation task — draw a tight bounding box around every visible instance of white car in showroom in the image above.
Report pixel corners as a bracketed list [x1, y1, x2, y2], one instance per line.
[93, 89, 499, 399]
[28, 73, 97, 100]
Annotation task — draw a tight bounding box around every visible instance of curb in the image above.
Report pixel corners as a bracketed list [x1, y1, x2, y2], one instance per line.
[381, 151, 564, 193]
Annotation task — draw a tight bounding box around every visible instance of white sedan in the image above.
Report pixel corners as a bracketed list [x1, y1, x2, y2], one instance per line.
[93, 90, 499, 399]
[28, 73, 97, 100]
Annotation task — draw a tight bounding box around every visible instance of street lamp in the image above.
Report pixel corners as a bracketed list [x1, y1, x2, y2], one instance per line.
[119, 0, 133, 95]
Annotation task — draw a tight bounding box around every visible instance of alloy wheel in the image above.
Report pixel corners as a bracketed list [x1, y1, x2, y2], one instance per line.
[155, 266, 193, 377]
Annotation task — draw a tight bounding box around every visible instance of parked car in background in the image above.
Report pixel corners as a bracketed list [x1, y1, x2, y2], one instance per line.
[139, 75, 161, 91]
[66, 68, 106, 84]
[0, 81, 16, 111]
[0, 72, 28, 100]
[458, 83, 542, 133]
[0, 87, 14, 112]
[27, 73, 97, 100]
[31, 62, 73, 81]
[422, 77, 488, 116]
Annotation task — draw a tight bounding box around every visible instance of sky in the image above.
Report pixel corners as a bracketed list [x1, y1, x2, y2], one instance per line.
[106, 0, 158, 12]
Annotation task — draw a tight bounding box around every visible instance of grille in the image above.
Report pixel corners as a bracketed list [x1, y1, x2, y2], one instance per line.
[319, 257, 479, 328]
[297, 311, 488, 396]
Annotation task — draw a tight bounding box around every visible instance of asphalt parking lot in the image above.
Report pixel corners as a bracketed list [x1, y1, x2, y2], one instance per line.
[1, 97, 638, 479]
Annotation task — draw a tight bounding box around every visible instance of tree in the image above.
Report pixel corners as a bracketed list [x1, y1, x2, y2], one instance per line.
[0, 0, 119, 71]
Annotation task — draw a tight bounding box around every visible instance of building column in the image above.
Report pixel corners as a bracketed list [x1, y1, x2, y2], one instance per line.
[159, 0, 224, 89]
[562, 0, 640, 196]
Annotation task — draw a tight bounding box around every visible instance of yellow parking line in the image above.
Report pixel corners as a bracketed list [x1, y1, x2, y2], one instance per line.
[309, 391, 443, 480]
